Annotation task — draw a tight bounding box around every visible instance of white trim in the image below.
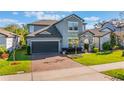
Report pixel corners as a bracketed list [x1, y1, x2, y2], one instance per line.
[29, 25, 34, 33]
[29, 37, 61, 40]
[68, 21, 79, 32]
[31, 39, 60, 42]
[30, 38, 61, 54]
[66, 15, 84, 22]
[68, 37, 79, 39]
[68, 30, 78, 32]
[6, 37, 13, 52]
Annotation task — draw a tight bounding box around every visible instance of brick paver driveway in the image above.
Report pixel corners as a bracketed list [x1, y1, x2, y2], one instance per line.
[31, 53, 83, 72]
[31, 53, 113, 81]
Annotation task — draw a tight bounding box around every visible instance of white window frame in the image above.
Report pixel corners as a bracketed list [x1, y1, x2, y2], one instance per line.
[68, 21, 78, 32]
[29, 25, 34, 33]
[82, 25, 85, 31]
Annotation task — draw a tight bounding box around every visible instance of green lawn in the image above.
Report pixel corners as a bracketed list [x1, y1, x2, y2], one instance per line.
[0, 49, 31, 76]
[73, 50, 124, 66]
[8, 48, 30, 61]
[102, 69, 124, 80]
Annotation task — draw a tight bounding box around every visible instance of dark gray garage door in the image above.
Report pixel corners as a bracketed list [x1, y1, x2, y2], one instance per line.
[32, 41, 58, 53]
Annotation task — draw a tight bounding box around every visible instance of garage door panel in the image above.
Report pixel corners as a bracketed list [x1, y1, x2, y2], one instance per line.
[32, 41, 58, 53]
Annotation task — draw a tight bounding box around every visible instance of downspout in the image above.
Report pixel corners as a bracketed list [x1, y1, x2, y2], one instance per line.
[99, 37, 101, 51]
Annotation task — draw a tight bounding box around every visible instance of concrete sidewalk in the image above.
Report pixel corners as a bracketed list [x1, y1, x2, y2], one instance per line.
[89, 62, 124, 72]
[0, 61, 124, 81]
[0, 73, 32, 81]
[32, 67, 113, 81]
[0, 66, 113, 81]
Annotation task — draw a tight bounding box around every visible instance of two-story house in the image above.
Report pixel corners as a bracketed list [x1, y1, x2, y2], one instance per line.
[27, 14, 86, 54]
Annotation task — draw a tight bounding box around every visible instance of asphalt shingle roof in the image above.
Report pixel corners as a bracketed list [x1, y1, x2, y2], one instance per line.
[0, 28, 17, 37]
[27, 14, 86, 38]
[27, 25, 62, 38]
[28, 20, 57, 26]
[82, 28, 111, 37]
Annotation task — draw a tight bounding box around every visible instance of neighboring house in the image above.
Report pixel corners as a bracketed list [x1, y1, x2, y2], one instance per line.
[27, 14, 86, 54]
[99, 21, 124, 47]
[95, 19, 124, 32]
[80, 28, 111, 51]
[114, 31, 124, 47]
[0, 28, 19, 52]
[80, 20, 124, 52]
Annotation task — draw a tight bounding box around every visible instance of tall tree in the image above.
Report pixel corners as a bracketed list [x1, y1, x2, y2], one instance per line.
[110, 33, 116, 48]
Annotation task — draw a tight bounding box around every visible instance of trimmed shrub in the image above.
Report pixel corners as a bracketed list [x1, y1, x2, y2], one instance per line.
[93, 48, 99, 53]
[110, 33, 116, 48]
[96, 51, 112, 55]
[62, 47, 82, 54]
[122, 50, 124, 57]
[0, 46, 7, 54]
[113, 45, 119, 50]
[102, 41, 111, 51]
[1, 53, 9, 59]
[21, 45, 27, 49]
[26, 46, 31, 55]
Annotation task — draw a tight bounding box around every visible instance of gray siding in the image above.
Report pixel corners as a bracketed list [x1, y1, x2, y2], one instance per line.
[55, 16, 85, 48]
[102, 22, 116, 31]
[29, 25, 48, 33]
[34, 25, 48, 31]
[0, 34, 6, 47]
[100, 33, 111, 50]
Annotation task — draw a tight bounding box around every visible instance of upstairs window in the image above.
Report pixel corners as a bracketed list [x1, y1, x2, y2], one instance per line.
[68, 21, 78, 31]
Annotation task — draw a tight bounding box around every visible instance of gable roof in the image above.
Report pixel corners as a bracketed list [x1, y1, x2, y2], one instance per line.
[28, 14, 86, 26]
[27, 14, 85, 38]
[27, 25, 62, 38]
[81, 28, 111, 37]
[28, 20, 57, 26]
[53, 14, 86, 25]
[0, 28, 17, 37]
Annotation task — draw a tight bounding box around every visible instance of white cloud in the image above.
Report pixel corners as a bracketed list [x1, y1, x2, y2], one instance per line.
[86, 24, 94, 29]
[24, 12, 44, 18]
[0, 18, 18, 23]
[12, 12, 19, 15]
[24, 11, 65, 20]
[0, 18, 24, 27]
[84, 16, 100, 21]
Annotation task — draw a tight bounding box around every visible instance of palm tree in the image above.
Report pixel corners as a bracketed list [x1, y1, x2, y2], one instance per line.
[4, 24, 29, 61]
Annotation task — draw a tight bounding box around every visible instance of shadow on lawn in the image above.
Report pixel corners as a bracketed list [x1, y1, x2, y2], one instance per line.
[7, 55, 31, 61]
[7, 49, 31, 61]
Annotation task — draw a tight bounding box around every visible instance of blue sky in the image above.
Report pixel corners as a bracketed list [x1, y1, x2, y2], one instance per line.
[0, 11, 121, 29]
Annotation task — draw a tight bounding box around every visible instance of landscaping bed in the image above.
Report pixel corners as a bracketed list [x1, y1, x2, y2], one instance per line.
[0, 48, 31, 76]
[73, 50, 124, 66]
[102, 69, 124, 80]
